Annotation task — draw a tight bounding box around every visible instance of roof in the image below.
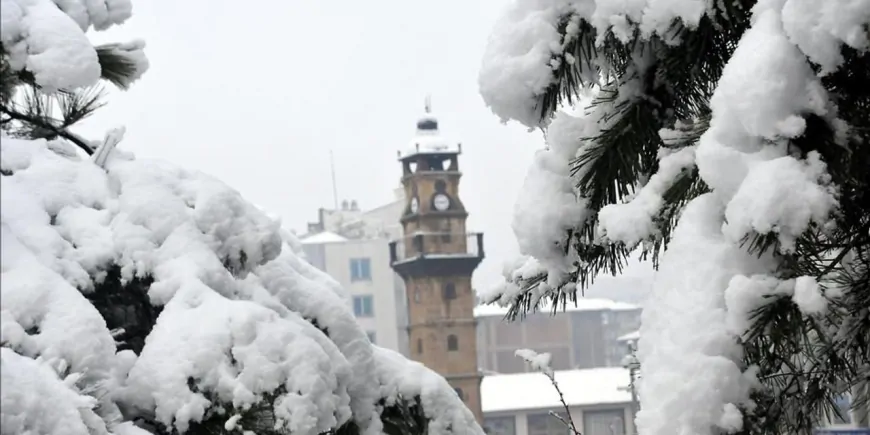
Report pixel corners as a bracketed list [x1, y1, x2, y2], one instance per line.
[618, 330, 640, 342]
[474, 298, 640, 318]
[399, 110, 462, 159]
[481, 367, 631, 413]
[300, 231, 348, 245]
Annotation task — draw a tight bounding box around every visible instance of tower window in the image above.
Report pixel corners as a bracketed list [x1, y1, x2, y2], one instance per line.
[443, 283, 456, 300]
[417, 338, 423, 354]
[353, 295, 374, 317]
[350, 258, 371, 281]
[447, 334, 459, 351]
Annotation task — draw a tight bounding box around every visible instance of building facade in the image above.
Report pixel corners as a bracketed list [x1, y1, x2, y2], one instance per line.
[389, 106, 486, 422]
[475, 299, 641, 374]
[300, 191, 410, 355]
[481, 367, 636, 435]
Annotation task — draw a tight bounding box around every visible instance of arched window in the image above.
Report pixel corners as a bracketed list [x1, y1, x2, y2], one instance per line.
[447, 334, 459, 351]
[417, 338, 423, 354]
[443, 283, 456, 300]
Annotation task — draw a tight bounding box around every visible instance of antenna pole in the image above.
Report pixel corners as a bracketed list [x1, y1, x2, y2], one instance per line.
[330, 149, 339, 210]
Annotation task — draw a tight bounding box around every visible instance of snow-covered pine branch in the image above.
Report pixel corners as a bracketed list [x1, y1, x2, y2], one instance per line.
[479, 0, 870, 434]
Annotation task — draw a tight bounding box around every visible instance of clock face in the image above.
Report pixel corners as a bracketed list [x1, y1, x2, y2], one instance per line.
[410, 197, 419, 214]
[433, 194, 450, 211]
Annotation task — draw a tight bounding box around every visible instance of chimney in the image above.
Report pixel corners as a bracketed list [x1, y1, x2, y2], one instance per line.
[341, 200, 349, 211]
[350, 200, 359, 211]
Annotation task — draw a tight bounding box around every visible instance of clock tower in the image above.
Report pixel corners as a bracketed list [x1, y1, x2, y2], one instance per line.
[389, 100, 485, 423]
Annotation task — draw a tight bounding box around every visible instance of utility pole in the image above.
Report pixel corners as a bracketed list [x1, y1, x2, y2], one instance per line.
[619, 341, 641, 435]
[329, 149, 339, 210]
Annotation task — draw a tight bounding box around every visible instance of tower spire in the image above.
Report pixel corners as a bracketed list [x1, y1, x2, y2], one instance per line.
[424, 94, 432, 114]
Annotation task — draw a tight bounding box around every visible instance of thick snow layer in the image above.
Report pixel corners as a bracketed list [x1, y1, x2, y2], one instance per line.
[478, 0, 577, 128]
[478, 0, 714, 128]
[300, 231, 349, 245]
[0, 0, 144, 92]
[481, 367, 631, 413]
[780, 0, 870, 75]
[0, 135, 483, 435]
[722, 152, 838, 252]
[481, 0, 862, 432]
[636, 195, 776, 435]
[512, 111, 590, 284]
[50, 0, 133, 31]
[598, 145, 696, 247]
[636, 3, 845, 435]
[1, 348, 104, 435]
[373, 347, 479, 434]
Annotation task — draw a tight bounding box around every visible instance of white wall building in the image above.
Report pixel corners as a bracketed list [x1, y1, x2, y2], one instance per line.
[300, 190, 410, 355]
[482, 367, 637, 435]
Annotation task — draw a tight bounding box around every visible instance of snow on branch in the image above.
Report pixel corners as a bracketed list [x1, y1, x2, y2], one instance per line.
[516, 349, 580, 435]
[0, 135, 482, 435]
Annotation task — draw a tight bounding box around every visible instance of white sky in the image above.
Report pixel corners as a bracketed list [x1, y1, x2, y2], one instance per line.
[74, 0, 543, 290]
[75, 0, 652, 292]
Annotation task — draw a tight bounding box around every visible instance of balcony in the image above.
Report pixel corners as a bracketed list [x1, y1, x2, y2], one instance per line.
[389, 232, 484, 278]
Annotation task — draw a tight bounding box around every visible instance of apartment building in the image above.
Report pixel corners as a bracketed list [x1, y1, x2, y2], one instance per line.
[300, 190, 410, 355]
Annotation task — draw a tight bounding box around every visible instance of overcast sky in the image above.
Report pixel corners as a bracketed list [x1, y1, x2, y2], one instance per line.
[75, 0, 652, 293]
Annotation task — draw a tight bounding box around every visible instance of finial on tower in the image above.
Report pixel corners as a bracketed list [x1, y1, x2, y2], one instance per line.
[424, 94, 432, 114]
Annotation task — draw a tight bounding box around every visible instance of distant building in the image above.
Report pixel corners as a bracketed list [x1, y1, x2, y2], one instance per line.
[482, 367, 636, 435]
[475, 299, 641, 374]
[300, 189, 410, 355]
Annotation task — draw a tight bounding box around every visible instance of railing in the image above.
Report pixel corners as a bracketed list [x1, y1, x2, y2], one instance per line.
[389, 232, 484, 263]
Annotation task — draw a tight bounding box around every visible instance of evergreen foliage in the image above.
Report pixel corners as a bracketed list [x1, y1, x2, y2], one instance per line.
[496, 1, 870, 433]
[0, 40, 141, 154]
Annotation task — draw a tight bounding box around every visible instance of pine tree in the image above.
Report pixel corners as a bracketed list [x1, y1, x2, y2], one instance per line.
[0, 39, 145, 154]
[479, 1, 870, 434]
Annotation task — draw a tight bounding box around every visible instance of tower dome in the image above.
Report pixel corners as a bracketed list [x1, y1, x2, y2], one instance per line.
[415, 95, 439, 135]
[416, 117, 439, 132]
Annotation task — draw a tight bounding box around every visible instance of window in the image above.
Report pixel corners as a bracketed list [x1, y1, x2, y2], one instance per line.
[443, 283, 457, 300]
[447, 334, 459, 351]
[349, 258, 371, 281]
[527, 412, 570, 435]
[417, 338, 423, 354]
[483, 416, 516, 435]
[583, 409, 625, 435]
[366, 331, 376, 344]
[833, 394, 852, 424]
[353, 295, 374, 317]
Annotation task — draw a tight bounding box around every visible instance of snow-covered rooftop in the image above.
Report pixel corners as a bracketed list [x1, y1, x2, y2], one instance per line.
[400, 109, 461, 158]
[618, 330, 641, 342]
[481, 367, 631, 413]
[300, 231, 349, 245]
[474, 298, 640, 318]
